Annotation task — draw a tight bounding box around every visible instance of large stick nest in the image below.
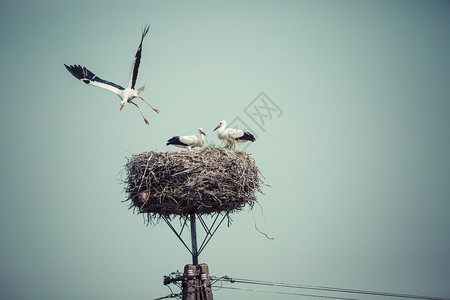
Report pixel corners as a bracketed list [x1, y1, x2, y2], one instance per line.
[124, 148, 263, 219]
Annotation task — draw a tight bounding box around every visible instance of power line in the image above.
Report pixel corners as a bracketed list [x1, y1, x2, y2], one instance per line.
[211, 276, 450, 300]
[220, 286, 359, 300]
[153, 293, 180, 300]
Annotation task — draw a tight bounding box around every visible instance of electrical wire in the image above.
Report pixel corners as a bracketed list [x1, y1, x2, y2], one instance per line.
[211, 276, 450, 300]
[220, 286, 360, 300]
[165, 284, 176, 295]
[153, 293, 180, 300]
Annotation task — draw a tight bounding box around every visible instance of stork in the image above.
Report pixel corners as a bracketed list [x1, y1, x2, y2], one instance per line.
[166, 128, 206, 151]
[64, 25, 158, 125]
[213, 120, 256, 147]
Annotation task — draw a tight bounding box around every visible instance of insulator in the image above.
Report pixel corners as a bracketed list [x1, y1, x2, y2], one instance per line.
[187, 269, 194, 276]
[201, 273, 207, 281]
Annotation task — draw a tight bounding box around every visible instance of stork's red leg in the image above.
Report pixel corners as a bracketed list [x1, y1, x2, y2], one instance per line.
[138, 96, 159, 114]
[129, 101, 149, 125]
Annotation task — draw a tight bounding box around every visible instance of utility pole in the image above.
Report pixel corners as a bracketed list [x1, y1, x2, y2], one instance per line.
[183, 265, 197, 300]
[180, 264, 213, 300]
[163, 214, 213, 299]
[199, 264, 213, 299]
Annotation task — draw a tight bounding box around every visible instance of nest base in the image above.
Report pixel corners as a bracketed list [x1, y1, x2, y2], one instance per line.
[124, 148, 262, 221]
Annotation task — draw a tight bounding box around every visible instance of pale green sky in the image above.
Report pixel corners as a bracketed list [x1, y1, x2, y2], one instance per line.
[0, 1, 449, 299]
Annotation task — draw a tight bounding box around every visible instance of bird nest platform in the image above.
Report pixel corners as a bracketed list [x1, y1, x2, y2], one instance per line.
[123, 148, 263, 221]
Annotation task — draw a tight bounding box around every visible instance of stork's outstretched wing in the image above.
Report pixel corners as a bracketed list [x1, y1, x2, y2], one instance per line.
[128, 25, 150, 90]
[64, 64, 124, 95]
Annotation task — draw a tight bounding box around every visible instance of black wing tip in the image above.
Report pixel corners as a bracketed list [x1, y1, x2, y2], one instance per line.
[64, 64, 99, 85]
[143, 24, 150, 34]
[64, 64, 83, 79]
[64, 64, 82, 71]
[141, 24, 150, 40]
[167, 136, 187, 146]
[64, 63, 80, 68]
[64, 63, 71, 72]
[64, 63, 74, 71]
[166, 136, 177, 146]
[243, 132, 256, 142]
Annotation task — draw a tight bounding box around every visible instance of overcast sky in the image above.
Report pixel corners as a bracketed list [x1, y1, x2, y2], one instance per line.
[0, 1, 449, 299]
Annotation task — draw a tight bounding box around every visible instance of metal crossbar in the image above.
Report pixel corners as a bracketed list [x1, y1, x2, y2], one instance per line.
[161, 212, 229, 263]
[161, 215, 193, 256]
[198, 213, 228, 255]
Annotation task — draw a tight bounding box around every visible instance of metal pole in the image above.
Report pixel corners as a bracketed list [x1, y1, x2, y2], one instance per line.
[190, 213, 198, 265]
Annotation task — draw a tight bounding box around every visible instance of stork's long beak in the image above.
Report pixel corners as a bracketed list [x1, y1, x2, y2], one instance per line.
[213, 124, 221, 131]
[200, 130, 206, 136]
[120, 103, 125, 111]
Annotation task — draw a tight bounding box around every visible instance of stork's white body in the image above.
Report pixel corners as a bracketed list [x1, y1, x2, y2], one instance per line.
[87, 78, 145, 103]
[217, 126, 244, 142]
[166, 128, 206, 151]
[213, 120, 256, 146]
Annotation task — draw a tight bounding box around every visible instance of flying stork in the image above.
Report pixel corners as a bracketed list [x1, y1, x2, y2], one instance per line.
[166, 128, 207, 151]
[64, 25, 158, 125]
[213, 120, 256, 146]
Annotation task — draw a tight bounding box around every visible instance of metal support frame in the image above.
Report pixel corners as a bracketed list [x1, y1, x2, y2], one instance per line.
[161, 212, 228, 265]
[190, 214, 198, 265]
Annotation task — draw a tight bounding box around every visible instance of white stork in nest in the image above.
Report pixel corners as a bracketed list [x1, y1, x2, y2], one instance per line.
[166, 128, 206, 151]
[64, 25, 158, 125]
[213, 120, 256, 147]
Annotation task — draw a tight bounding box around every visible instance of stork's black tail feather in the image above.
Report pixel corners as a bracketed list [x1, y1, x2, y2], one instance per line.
[238, 131, 256, 142]
[166, 136, 181, 146]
